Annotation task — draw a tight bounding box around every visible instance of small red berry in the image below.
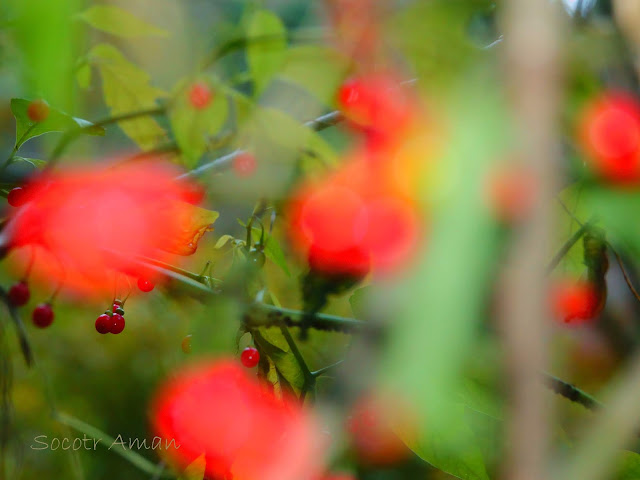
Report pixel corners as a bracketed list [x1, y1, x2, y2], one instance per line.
[188, 82, 212, 110]
[232, 152, 257, 177]
[8, 282, 30, 306]
[180, 182, 206, 205]
[551, 279, 600, 324]
[27, 99, 50, 123]
[95, 314, 111, 334]
[110, 313, 125, 334]
[32, 303, 54, 328]
[240, 346, 260, 368]
[7, 187, 28, 207]
[138, 277, 154, 292]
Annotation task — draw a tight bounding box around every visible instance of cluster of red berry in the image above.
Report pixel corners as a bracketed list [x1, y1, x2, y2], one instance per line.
[95, 300, 126, 335]
[6, 281, 55, 328]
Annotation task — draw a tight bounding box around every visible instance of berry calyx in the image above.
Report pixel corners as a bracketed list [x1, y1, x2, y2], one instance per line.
[27, 99, 50, 123]
[8, 282, 30, 306]
[95, 314, 111, 334]
[32, 303, 54, 328]
[110, 313, 125, 334]
[137, 277, 154, 292]
[114, 307, 125, 315]
[7, 187, 28, 207]
[188, 82, 212, 110]
[240, 347, 260, 368]
[232, 152, 257, 177]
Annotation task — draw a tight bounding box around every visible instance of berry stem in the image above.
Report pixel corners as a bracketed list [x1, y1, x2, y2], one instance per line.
[0, 285, 33, 366]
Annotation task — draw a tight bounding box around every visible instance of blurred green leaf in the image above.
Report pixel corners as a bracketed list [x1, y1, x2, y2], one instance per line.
[279, 45, 349, 103]
[349, 286, 372, 319]
[10, 98, 104, 149]
[77, 5, 168, 38]
[88, 43, 167, 150]
[585, 187, 640, 255]
[169, 78, 228, 167]
[75, 61, 92, 89]
[246, 9, 287, 96]
[10, 156, 46, 169]
[614, 451, 640, 480]
[397, 405, 491, 480]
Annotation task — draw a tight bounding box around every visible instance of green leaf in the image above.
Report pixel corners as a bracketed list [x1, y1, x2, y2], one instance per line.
[246, 9, 287, 95]
[250, 227, 290, 276]
[168, 78, 228, 167]
[10, 98, 105, 149]
[253, 328, 305, 394]
[214, 234, 235, 249]
[88, 43, 167, 150]
[397, 404, 491, 480]
[77, 5, 168, 38]
[279, 45, 349, 103]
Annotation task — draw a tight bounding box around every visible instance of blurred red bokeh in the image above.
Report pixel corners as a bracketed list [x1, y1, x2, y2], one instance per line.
[578, 91, 640, 184]
[151, 360, 323, 480]
[7, 161, 213, 297]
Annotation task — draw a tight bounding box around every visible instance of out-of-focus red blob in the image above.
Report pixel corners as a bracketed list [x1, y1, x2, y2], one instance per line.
[151, 360, 323, 480]
[288, 153, 421, 276]
[189, 82, 212, 110]
[347, 393, 412, 466]
[337, 75, 414, 142]
[7, 161, 214, 296]
[484, 164, 538, 223]
[27, 99, 50, 123]
[551, 279, 600, 325]
[578, 92, 640, 183]
[233, 152, 258, 177]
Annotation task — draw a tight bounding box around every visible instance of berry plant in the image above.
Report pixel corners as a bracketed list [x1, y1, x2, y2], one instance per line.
[3, 1, 640, 480]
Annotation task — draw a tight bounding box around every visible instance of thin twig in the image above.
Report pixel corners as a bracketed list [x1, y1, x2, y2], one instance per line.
[611, 247, 640, 303]
[542, 372, 603, 411]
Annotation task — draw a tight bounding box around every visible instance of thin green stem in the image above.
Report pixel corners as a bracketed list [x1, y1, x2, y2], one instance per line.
[48, 106, 166, 166]
[546, 222, 589, 274]
[1, 124, 36, 173]
[279, 325, 315, 401]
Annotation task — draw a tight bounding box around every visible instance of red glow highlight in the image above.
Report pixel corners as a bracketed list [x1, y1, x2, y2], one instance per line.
[551, 279, 600, 325]
[7, 161, 215, 296]
[578, 92, 640, 183]
[288, 153, 422, 276]
[151, 361, 323, 480]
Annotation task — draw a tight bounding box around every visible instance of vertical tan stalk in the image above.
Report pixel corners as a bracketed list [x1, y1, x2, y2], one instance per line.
[499, 2, 563, 480]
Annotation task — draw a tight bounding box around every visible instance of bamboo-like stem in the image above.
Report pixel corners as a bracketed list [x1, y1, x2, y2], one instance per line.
[499, 1, 563, 480]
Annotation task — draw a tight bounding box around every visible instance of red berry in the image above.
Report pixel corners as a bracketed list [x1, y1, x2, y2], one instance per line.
[240, 347, 260, 368]
[95, 314, 111, 334]
[110, 313, 125, 334]
[137, 277, 154, 292]
[32, 303, 54, 328]
[188, 82, 212, 110]
[232, 152, 257, 177]
[180, 182, 206, 205]
[7, 187, 28, 207]
[27, 99, 50, 123]
[8, 282, 30, 306]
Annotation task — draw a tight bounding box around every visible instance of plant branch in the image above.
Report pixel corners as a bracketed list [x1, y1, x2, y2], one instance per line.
[541, 372, 602, 411]
[546, 221, 590, 274]
[177, 110, 344, 180]
[48, 106, 166, 166]
[611, 247, 640, 303]
[0, 286, 32, 367]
